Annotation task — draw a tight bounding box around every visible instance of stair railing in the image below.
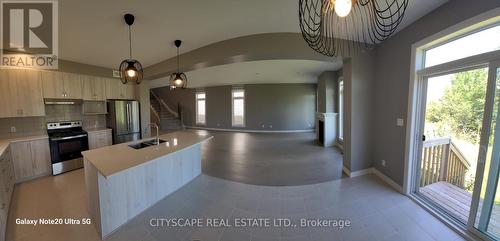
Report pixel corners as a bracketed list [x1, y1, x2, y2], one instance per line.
[150, 90, 179, 118]
[150, 106, 161, 126]
[177, 103, 184, 129]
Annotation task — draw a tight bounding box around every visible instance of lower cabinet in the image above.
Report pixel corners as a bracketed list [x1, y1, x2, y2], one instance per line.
[88, 130, 112, 150]
[10, 138, 51, 183]
[0, 147, 14, 241]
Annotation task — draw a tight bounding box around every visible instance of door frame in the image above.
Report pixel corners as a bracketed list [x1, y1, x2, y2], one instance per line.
[404, 7, 500, 241]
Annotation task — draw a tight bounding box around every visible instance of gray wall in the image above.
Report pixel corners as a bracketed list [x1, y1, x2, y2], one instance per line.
[372, 0, 500, 185]
[317, 71, 339, 113]
[343, 50, 375, 172]
[153, 84, 317, 131]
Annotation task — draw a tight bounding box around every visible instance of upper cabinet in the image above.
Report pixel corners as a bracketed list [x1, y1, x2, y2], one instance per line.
[62, 73, 83, 99]
[0, 69, 45, 118]
[105, 78, 135, 100]
[41, 71, 82, 99]
[82, 75, 106, 101]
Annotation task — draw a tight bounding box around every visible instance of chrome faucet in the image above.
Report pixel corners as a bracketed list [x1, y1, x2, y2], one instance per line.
[149, 123, 159, 145]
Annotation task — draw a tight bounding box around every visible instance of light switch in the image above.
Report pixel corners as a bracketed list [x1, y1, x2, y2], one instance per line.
[397, 118, 404, 127]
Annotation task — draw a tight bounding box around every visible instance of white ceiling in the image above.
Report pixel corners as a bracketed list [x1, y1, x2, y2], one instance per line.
[149, 59, 343, 89]
[59, 0, 448, 69]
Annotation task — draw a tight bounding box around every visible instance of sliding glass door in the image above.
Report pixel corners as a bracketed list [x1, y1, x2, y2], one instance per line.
[416, 67, 488, 225]
[472, 63, 500, 239]
[414, 61, 500, 240]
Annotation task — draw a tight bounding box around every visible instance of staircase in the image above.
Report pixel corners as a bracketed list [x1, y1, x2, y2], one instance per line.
[150, 92, 183, 132]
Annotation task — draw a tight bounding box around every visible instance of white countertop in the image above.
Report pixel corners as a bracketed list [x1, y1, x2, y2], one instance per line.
[82, 131, 213, 178]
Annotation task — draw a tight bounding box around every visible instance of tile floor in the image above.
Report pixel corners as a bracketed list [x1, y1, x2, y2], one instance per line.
[6, 170, 465, 241]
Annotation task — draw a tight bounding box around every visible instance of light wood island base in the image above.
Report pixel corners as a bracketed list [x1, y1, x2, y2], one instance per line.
[82, 131, 211, 239]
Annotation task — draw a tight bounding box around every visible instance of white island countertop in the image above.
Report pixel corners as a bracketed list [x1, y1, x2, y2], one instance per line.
[82, 130, 213, 178]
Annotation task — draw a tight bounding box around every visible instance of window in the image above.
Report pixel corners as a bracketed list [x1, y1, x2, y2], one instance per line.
[424, 24, 500, 67]
[232, 89, 245, 127]
[195, 92, 206, 125]
[338, 78, 344, 141]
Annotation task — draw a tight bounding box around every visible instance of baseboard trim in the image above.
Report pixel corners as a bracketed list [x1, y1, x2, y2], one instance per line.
[371, 168, 404, 193]
[349, 168, 373, 178]
[185, 126, 315, 133]
[342, 166, 403, 193]
[342, 166, 351, 176]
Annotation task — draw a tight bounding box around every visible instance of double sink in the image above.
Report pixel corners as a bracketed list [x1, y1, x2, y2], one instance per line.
[129, 139, 166, 149]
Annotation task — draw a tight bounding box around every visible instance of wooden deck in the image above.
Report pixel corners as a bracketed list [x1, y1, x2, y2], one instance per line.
[421, 182, 500, 235]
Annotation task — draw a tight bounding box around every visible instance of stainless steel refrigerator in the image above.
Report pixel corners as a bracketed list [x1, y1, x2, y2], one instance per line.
[107, 100, 141, 144]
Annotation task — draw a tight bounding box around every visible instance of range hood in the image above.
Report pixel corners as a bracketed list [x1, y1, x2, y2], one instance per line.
[44, 99, 83, 105]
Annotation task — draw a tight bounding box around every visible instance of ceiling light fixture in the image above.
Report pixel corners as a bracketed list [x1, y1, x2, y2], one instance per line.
[169, 40, 187, 89]
[119, 13, 143, 84]
[299, 0, 409, 57]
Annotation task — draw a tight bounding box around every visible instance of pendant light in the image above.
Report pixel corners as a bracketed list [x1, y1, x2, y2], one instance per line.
[119, 13, 143, 84]
[169, 40, 187, 89]
[299, 0, 409, 57]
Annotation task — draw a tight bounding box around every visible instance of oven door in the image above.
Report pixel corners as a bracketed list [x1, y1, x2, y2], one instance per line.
[49, 135, 89, 175]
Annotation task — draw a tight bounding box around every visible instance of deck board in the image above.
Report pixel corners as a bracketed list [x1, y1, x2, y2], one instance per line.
[421, 182, 500, 236]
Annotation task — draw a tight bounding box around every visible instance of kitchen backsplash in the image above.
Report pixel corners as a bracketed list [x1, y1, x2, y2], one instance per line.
[0, 104, 106, 139]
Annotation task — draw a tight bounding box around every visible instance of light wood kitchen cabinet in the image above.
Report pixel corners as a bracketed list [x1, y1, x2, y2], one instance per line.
[41, 71, 65, 98]
[105, 78, 135, 100]
[30, 139, 51, 176]
[11, 141, 34, 181]
[82, 75, 106, 100]
[62, 73, 82, 99]
[0, 69, 45, 118]
[42, 71, 82, 99]
[88, 129, 112, 150]
[0, 70, 17, 118]
[0, 147, 14, 241]
[10, 138, 51, 183]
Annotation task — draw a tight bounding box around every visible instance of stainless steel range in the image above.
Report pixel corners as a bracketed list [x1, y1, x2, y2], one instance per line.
[47, 121, 89, 175]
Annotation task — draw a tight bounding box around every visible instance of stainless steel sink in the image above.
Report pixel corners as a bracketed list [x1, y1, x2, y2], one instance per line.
[128, 139, 166, 149]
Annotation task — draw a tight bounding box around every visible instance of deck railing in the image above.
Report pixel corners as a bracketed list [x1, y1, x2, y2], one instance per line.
[420, 137, 471, 188]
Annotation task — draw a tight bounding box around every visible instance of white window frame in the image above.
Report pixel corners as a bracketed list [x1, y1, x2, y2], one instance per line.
[338, 77, 344, 142]
[405, 7, 500, 241]
[195, 91, 206, 125]
[231, 88, 245, 127]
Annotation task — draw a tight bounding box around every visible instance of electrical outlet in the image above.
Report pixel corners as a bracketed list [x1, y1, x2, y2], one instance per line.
[269, 125, 273, 129]
[261, 124, 265, 128]
[396, 118, 404, 127]
[217, 123, 220, 127]
[381, 160, 386, 167]
[10, 126, 16, 133]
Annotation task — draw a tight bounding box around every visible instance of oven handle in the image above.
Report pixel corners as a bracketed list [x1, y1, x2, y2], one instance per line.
[51, 134, 87, 141]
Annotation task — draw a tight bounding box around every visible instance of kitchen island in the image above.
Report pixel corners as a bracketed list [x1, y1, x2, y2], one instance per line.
[82, 131, 213, 238]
